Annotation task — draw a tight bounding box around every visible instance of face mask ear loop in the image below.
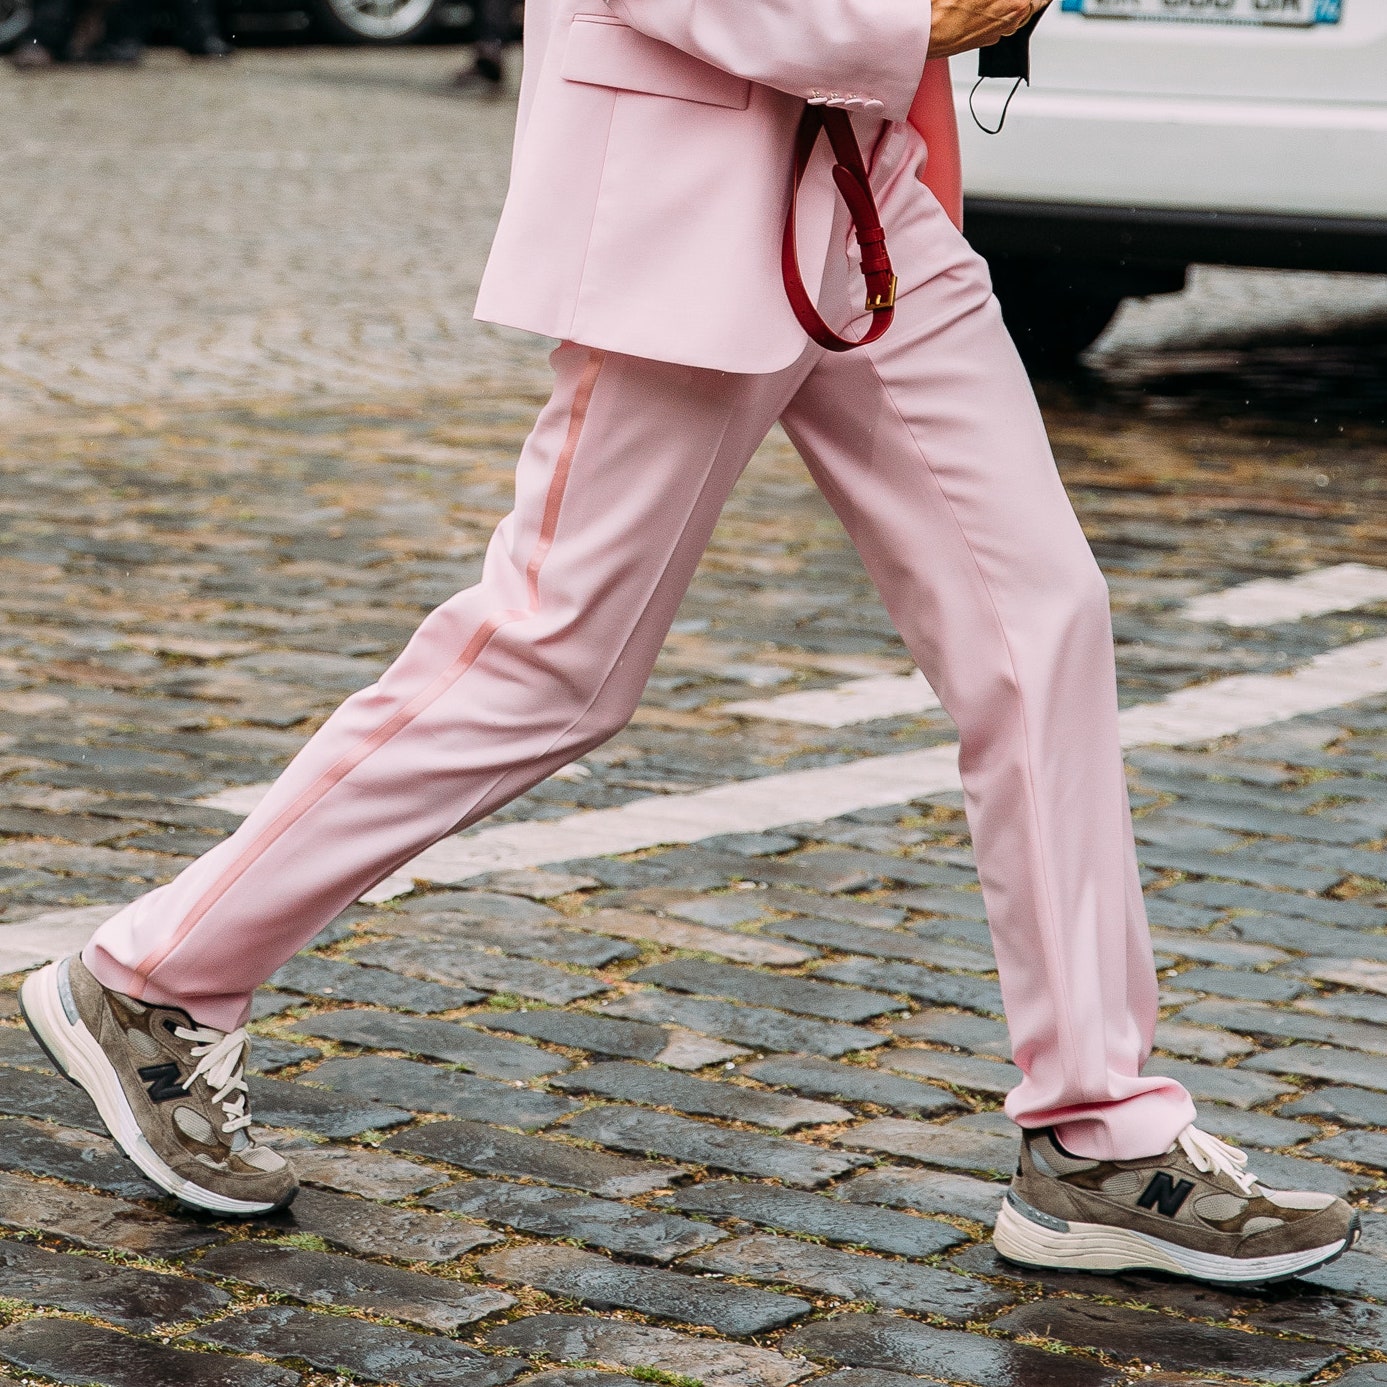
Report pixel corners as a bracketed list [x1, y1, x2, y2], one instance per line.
[969, 75, 1025, 135]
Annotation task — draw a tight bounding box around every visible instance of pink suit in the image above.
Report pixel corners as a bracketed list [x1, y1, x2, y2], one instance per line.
[476, 0, 959, 373]
[86, 0, 1196, 1161]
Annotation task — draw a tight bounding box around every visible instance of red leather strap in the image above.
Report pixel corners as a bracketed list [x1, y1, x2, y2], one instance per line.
[782, 104, 897, 353]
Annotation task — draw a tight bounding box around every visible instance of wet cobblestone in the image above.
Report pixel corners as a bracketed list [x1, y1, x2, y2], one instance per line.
[190, 1305, 526, 1387]
[0, 1319, 298, 1386]
[479, 1243, 811, 1336]
[3, 40, 1387, 1387]
[425, 1177, 725, 1263]
[278, 1184, 501, 1261]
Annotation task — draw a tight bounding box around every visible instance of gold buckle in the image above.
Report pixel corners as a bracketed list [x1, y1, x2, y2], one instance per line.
[865, 276, 897, 312]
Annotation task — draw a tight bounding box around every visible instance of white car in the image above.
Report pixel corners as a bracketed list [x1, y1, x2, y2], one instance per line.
[959, 0, 1387, 367]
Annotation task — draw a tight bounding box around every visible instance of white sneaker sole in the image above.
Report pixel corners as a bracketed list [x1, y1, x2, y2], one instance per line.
[995, 1190, 1353, 1286]
[19, 959, 284, 1217]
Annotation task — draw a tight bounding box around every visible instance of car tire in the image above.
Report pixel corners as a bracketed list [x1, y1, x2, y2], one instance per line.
[311, 0, 436, 43]
[988, 258, 1130, 376]
[0, 0, 33, 49]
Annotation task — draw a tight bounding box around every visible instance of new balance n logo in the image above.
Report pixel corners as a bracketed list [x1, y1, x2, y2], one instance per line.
[1136, 1170, 1195, 1218]
[137, 1061, 185, 1103]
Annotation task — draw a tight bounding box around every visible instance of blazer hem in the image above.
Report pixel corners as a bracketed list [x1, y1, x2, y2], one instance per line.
[471, 305, 807, 377]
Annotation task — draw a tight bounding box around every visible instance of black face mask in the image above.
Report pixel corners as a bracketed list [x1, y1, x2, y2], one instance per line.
[971, 6, 1047, 134]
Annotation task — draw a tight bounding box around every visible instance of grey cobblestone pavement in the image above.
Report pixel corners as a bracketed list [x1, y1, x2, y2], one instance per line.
[3, 42, 1387, 1387]
[0, 48, 549, 421]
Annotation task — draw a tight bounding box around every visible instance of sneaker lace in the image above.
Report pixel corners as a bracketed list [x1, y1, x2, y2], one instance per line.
[175, 1025, 253, 1135]
[1177, 1124, 1258, 1196]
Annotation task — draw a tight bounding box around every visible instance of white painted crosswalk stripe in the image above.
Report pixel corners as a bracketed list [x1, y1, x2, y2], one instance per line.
[723, 565, 1387, 731]
[1116, 635, 1387, 746]
[363, 742, 964, 900]
[355, 634, 1387, 899]
[1181, 563, 1387, 628]
[201, 635, 1387, 895]
[202, 781, 279, 816]
[23, 633, 1387, 955]
[722, 669, 941, 728]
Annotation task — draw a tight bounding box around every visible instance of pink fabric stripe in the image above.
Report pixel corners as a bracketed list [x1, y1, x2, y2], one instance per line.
[131, 349, 606, 988]
[527, 349, 603, 607]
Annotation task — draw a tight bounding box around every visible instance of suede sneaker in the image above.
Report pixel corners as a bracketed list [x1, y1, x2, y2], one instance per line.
[995, 1125, 1358, 1285]
[20, 955, 296, 1216]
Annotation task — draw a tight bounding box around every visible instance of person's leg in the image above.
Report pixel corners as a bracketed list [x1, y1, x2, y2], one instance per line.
[83, 342, 810, 1031]
[94, 0, 149, 62]
[780, 121, 1193, 1163]
[174, 0, 234, 58]
[775, 121, 1357, 1284]
[454, 0, 507, 88]
[23, 0, 78, 57]
[474, 0, 508, 71]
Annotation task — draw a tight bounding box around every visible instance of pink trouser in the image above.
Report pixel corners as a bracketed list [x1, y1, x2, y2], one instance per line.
[87, 123, 1194, 1160]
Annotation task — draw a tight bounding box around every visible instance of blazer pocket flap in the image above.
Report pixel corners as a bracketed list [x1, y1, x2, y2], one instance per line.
[562, 17, 751, 111]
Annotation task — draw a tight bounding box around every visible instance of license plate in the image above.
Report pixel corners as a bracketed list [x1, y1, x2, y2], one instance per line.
[1059, 0, 1342, 25]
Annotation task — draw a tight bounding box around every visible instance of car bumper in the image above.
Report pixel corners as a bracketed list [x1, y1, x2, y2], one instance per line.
[956, 85, 1387, 241]
[964, 198, 1387, 276]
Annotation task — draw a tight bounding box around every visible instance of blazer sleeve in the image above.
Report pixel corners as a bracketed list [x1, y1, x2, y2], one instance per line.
[601, 0, 933, 122]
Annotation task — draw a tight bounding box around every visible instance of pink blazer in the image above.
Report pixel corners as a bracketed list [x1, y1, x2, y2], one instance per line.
[474, 0, 956, 375]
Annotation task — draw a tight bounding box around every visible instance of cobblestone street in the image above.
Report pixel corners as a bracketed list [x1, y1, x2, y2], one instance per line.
[2, 44, 1387, 1387]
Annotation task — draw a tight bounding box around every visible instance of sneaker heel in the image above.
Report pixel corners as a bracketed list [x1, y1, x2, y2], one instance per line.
[19, 967, 79, 1087]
